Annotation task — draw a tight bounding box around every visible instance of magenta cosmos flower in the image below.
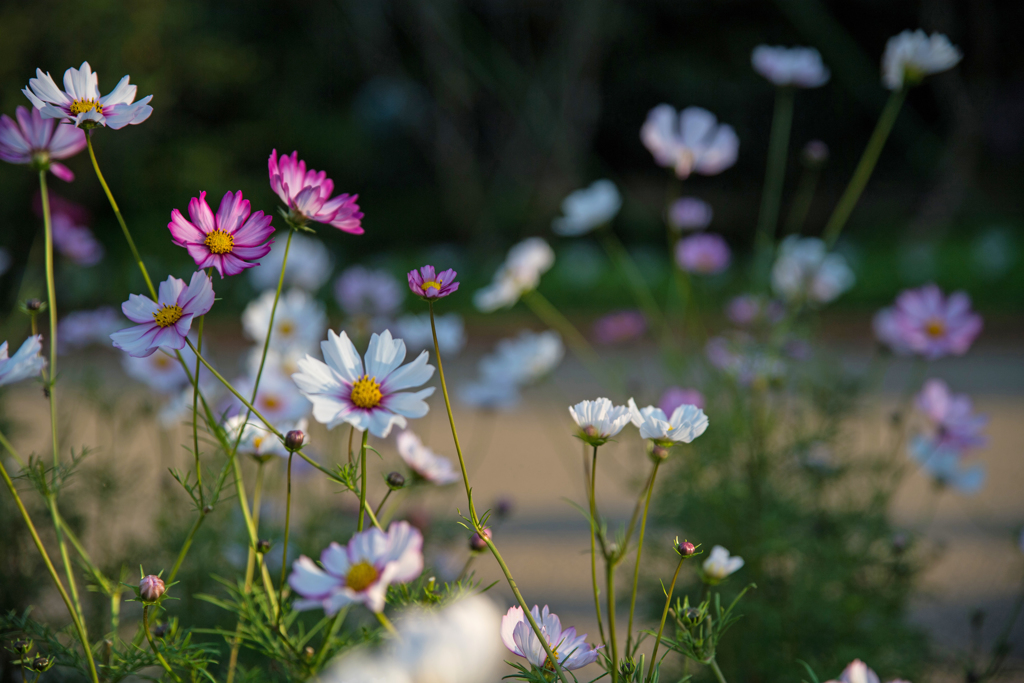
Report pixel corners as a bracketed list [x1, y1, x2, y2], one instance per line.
[268, 149, 364, 233]
[0, 106, 86, 181]
[874, 284, 982, 359]
[168, 191, 274, 278]
[407, 265, 459, 300]
[916, 378, 987, 451]
[23, 61, 152, 130]
[593, 310, 646, 345]
[676, 233, 731, 274]
[110, 271, 214, 358]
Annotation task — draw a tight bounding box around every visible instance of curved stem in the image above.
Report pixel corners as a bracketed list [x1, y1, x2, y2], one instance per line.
[709, 658, 728, 683]
[607, 561, 619, 683]
[278, 451, 295, 609]
[376, 612, 400, 639]
[783, 165, 822, 235]
[357, 431, 369, 531]
[313, 607, 349, 670]
[521, 289, 603, 379]
[822, 88, 906, 248]
[192, 315, 205, 507]
[374, 488, 393, 517]
[185, 340, 281, 438]
[598, 228, 666, 338]
[626, 460, 661, 653]
[588, 445, 606, 647]
[648, 555, 685, 681]
[754, 87, 794, 253]
[143, 604, 181, 682]
[167, 510, 206, 584]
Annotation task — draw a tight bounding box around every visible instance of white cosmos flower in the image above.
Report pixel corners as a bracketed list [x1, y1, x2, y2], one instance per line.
[641, 105, 739, 179]
[473, 238, 555, 312]
[233, 369, 311, 425]
[569, 397, 632, 443]
[627, 397, 709, 444]
[157, 377, 221, 429]
[0, 336, 46, 386]
[394, 312, 466, 356]
[23, 61, 152, 129]
[122, 344, 196, 394]
[225, 415, 308, 459]
[552, 180, 622, 236]
[751, 45, 830, 88]
[702, 545, 744, 581]
[242, 288, 327, 352]
[396, 430, 459, 485]
[248, 233, 334, 292]
[292, 329, 435, 438]
[882, 30, 962, 90]
[458, 379, 521, 411]
[246, 345, 309, 378]
[480, 330, 563, 385]
[826, 659, 881, 683]
[771, 236, 854, 305]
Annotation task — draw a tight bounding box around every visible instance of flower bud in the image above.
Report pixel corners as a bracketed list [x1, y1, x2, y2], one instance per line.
[678, 540, 696, 556]
[583, 425, 600, 439]
[684, 607, 702, 624]
[469, 528, 492, 552]
[494, 497, 514, 520]
[31, 655, 53, 672]
[802, 140, 829, 166]
[257, 539, 271, 554]
[13, 638, 32, 653]
[285, 430, 305, 451]
[139, 575, 165, 602]
[386, 471, 406, 490]
[203, 505, 214, 515]
[650, 444, 671, 461]
[891, 532, 908, 554]
[25, 298, 44, 312]
[153, 622, 169, 638]
[304, 646, 315, 660]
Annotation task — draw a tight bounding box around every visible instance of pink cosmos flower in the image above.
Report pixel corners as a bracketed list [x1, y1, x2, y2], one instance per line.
[501, 605, 602, 671]
[268, 149, 364, 233]
[874, 284, 982, 359]
[641, 105, 739, 178]
[593, 310, 646, 345]
[660, 386, 705, 414]
[668, 197, 713, 231]
[0, 106, 86, 181]
[32, 193, 103, 266]
[23, 61, 152, 130]
[110, 271, 215, 358]
[407, 265, 459, 300]
[168, 191, 274, 278]
[676, 233, 731, 274]
[726, 294, 784, 328]
[916, 379, 988, 451]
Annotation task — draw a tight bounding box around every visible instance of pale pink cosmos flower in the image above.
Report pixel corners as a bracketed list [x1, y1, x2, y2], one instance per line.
[726, 294, 784, 328]
[668, 197, 713, 231]
[659, 387, 705, 414]
[34, 193, 103, 266]
[641, 105, 739, 178]
[268, 149, 364, 233]
[874, 284, 982, 359]
[826, 658, 913, 683]
[676, 233, 731, 274]
[501, 605, 602, 671]
[110, 272, 215, 358]
[916, 379, 988, 451]
[0, 106, 85, 181]
[751, 45, 831, 88]
[396, 430, 459, 485]
[23, 61, 152, 129]
[593, 310, 646, 345]
[168, 191, 275, 278]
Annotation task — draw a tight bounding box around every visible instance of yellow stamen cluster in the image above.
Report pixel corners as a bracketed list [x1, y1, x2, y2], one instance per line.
[261, 395, 282, 411]
[925, 318, 946, 337]
[153, 304, 184, 328]
[345, 561, 379, 592]
[420, 279, 442, 292]
[350, 375, 383, 409]
[204, 230, 234, 255]
[278, 321, 295, 337]
[70, 99, 101, 115]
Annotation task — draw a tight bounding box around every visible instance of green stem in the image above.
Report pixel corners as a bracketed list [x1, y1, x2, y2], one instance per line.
[167, 510, 206, 584]
[598, 228, 666, 337]
[783, 165, 822, 235]
[143, 604, 181, 682]
[313, 607, 349, 670]
[358, 431, 369, 531]
[39, 170, 59, 474]
[626, 459, 661, 653]
[588, 445, 606, 647]
[185, 340, 282, 439]
[278, 450, 295, 609]
[86, 133, 155, 298]
[648, 555, 685, 681]
[376, 611, 400, 639]
[709, 658, 728, 683]
[607, 560, 619, 683]
[822, 88, 906, 248]
[374, 488, 393, 517]
[192, 315, 205, 507]
[754, 87, 795, 252]
[521, 289, 605, 381]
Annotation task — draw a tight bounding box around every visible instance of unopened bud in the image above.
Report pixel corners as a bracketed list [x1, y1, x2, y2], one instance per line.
[802, 140, 829, 166]
[494, 497, 514, 520]
[583, 425, 600, 439]
[25, 299, 44, 312]
[257, 539, 271, 554]
[203, 505, 214, 515]
[285, 430, 305, 451]
[13, 638, 31, 653]
[620, 659, 637, 676]
[139, 575, 165, 602]
[153, 622, 169, 638]
[891, 532, 908, 554]
[678, 540, 696, 556]
[650, 444, 670, 461]
[386, 471, 406, 490]
[31, 655, 53, 672]
[684, 607, 701, 623]
[304, 646, 315, 660]
[469, 528, 492, 552]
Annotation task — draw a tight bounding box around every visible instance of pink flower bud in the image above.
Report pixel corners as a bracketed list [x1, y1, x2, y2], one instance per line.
[139, 575, 165, 602]
[469, 528, 492, 552]
[285, 430, 305, 451]
[678, 540, 696, 556]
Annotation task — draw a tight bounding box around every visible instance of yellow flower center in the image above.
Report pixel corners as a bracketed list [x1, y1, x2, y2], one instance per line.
[261, 395, 282, 411]
[70, 99, 101, 115]
[253, 435, 264, 450]
[543, 648, 561, 671]
[154, 355, 170, 368]
[420, 279, 442, 292]
[204, 230, 234, 255]
[278, 321, 295, 337]
[153, 304, 184, 328]
[350, 375, 382, 409]
[345, 561, 379, 592]
[925, 318, 945, 337]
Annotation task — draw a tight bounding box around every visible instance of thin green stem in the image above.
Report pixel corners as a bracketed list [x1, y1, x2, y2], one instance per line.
[278, 450, 295, 608]
[598, 228, 666, 337]
[648, 555, 685, 681]
[358, 431, 369, 531]
[313, 607, 349, 670]
[607, 561, 619, 683]
[709, 658, 728, 683]
[192, 314, 205, 507]
[626, 460, 661, 653]
[86, 133, 155, 297]
[783, 164, 822, 235]
[822, 88, 906, 248]
[143, 604, 181, 682]
[754, 87, 795, 252]
[588, 445, 606, 647]
[374, 488, 393, 517]
[521, 289, 606, 382]
[167, 511, 206, 584]
[227, 459, 269, 683]
[376, 612, 400, 639]
[185, 340, 282, 438]
[39, 170, 59, 473]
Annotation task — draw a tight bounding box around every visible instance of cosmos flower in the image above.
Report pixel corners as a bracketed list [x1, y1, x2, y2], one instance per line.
[110, 272, 214, 358]
[915, 379, 988, 451]
[627, 398, 709, 445]
[909, 435, 985, 494]
[705, 335, 786, 387]
[394, 312, 466, 356]
[334, 266, 404, 319]
[396, 430, 459, 485]
[882, 30, 962, 90]
[168, 191, 274, 278]
[23, 61, 152, 129]
[668, 197, 713, 231]
[122, 344, 195, 394]
[825, 660, 879, 683]
[592, 310, 646, 345]
[569, 397, 632, 445]
[292, 329, 435, 438]
[501, 605, 601, 671]
[58, 307, 121, 353]
[473, 238, 555, 312]
[751, 45, 831, 87]
[246, 346, 309, 379]
[33, 193, 103, 266]
[659, 387, 705, 414]
[551, 180, 622, 236]
[242, 288, 327, 353]
[702, 545, 744, 582]
[771, 236, 854, 305]
[231, 369, 311, 425]
[0, 106, 86, 181]
[458, 380, 521, 411]
[407, 265, 459, 300]
[268, 149, 363, 233]
[641, 105, 739, 179]
[289, 521, 423, 614]
[248, 232, 334, 292]
[479, 330, 564, 386]
[873, 284, 982, 359]
[0, 336, 46, 386]
[225, 415, 308, 460]
[675, 233, 731, 275]
[726, 294, 784, 328]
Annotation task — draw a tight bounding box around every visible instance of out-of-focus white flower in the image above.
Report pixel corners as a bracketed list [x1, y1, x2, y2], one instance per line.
[501, 604, 602, 671]
[334, 266, 404, 319]
[569, 397, 631, 445]
[751, 45, 830, 87]
[324, 653, 412, 683]
[458, 379, 521, 411]
[395, 312, 465, 356]
[702, 545, 744, 581]
[122, 344, 196, 394]
[225, 415, 308, 459]
[882, 30, 962, 90]
[826, 659, 881, 683]
[0, 336, 46, 386]
[909, 435, 985, 495]
[246, 346, 310, 379]
[627, 398, 709, 445]
[474, 238, 555, 312]
[552, 180, 621, 236]
[156, 376, 220, 428]
[59, 307, 122, 353]
[641, 105, 739, 179]
[232, 370, 311, 426]
[480, 330, 563, 385]
[396, 429, 459, 485]
[771, 236, 854, 305]
[242, 288, 326, 353]
[248, 232, 334, 292]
